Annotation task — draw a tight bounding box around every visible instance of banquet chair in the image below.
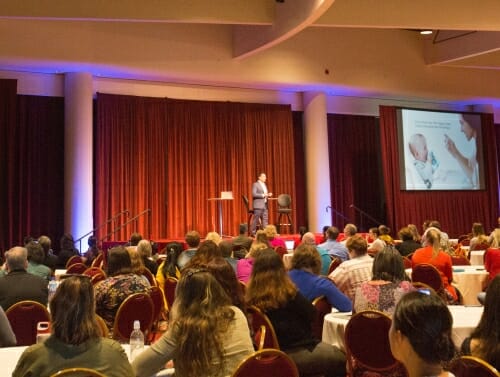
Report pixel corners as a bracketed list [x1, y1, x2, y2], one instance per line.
[66, 255, 84, 268]
[231, 349, 299, 377]
[83, 266, 106, 278]
[90, 272, 106, 286]
[112, 292, 154, 343]
[141, 268, 157, 286]
[344, 310, 408, 377]
[402, 256, 412, 269]
[65, 262, 88, 275]
[91, 253, 104, 268]
[276, 194, 293, 234]
[451, 256, 471, 266]
[149, 286, 166, 327]
[274, 246, 287, 258]
[164, 276, 178, 312]
[95, 314, 109, 338]
[246, 306, 280, 349]
[311, 295, 332, 340]
[327, 257, 342, 275]
[49, 368, 106, 377]
[449, 356, 500, 377]
[411, 263, 445, 297]
[5, 300, 50, 346]
[242, 195, 261, 235]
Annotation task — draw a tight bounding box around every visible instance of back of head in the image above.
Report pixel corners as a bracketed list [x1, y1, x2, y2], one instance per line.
[126, 246, 145, 274]
[392, 291, 455, 364]
[346, 235, 368, 257]
[369, 227, 380, 237]
[206, 257, 244, 309]
[291, 243, 321, 275]
[107, 246, 132, 276]
[60, 233, 75, 250]
[428, 220, 442, 230]
[472, 222, 485, 237]
[6, 246, 28, 271]
[491, 229, 500, 248]
[185, 230, 201, 248]
[218, 240, 233, 258]
[162, 242, 183, 278]
[238, 223, 248, 235]
[51, 275, 99, 344]
[26, 241, 45, 264]
[129, 232, 143, 246]
[344, 223, 358, 237]
[255, 230, 269, 245]
[372, 246, 407, 282]
[327, 226, 340, 240]
[302, 232, 316, 245]
[205, 232, 222, 245]
[38, 235, 51, 252]
[264, 224, 278, 239]
[398, 227, 414, 242]
[88, 236, 97, 248]
[137, 239, 152, 259]
[378, 225, 391, 235]
[187, 240, 221, 268]
[424, 228, 441, 255]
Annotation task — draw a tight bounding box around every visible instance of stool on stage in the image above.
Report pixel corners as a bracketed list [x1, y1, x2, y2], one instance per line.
[242, 195, 261, 236]
[276, 194, 293, 234]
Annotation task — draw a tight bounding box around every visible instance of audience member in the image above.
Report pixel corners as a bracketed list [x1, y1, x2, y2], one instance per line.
[236, 242, 269, 283]
[293, 226, 308, 249]
[389, 291, 456, 377]
[485, 229, 500, 281]
[254, 229, 270, 247]
[83, 235, 100, 267]
[368, 227, 386, 253]
[341, 223, 357, 245]
[460, 274, 500, 370]
[177, 230, 200, 269]
[302, 232, 331, 275]
[395, 226, 422, 257]
[26, 241, 52, 281]
[0, 246, 48, 310]
[412, 229, 458, 303]
[329, 235, 373, 301]
[207, 257, 246, 312]
[132, 268, 253, 377]
[137, 240, 158, 275]
[264, 224, 286, 249]
[205, 231, 222, 245]
[126, 246, 150, 286]
[378, 225, 394, 244]
[94, 246, 150, 330]
[157, 242, 182, 284]
[38, 235, 58, 271]
[354, 246, 413, 316]
[422, 220, 449, 250]
[129, 232, 143, 246]
[219, 240, 238, 271]
[12, 275, 134, 377]
[185, 240, 222, 269]
[407, 223, 421, 243]
[246, 249, 347, 377]
[0, 307, 16, 347]
[469, 222, 490, 251]
[56, 233, 79, 269]
[318, 226, 349, 262]
[232, 223, 253, 255]
[289, 244, 351, 312]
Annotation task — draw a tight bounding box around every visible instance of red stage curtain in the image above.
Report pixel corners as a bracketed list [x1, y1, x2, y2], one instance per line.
[379, 106, 499, 237]
[327, 113, 384, 231]
[95, 94, 296, 240]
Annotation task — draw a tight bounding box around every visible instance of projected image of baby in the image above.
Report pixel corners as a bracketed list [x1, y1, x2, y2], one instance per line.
[408, 133, 439, 189]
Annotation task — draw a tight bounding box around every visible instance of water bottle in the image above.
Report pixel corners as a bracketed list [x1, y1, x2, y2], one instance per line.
[47, 278, 58, 304]
[129, 320, 144, 361]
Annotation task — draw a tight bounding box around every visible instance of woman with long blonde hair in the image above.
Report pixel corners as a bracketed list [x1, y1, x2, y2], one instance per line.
[412, 229, 457, 302]
[132, 268, 253, 377]
[246, 249, 347, 377]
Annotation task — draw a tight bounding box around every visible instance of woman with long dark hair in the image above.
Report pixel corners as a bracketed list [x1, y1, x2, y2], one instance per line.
[132, 268, 254, 377]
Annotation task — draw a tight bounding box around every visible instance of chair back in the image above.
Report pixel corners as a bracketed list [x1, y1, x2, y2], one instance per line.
[95, 314, 109, 338]
[327, 257, 342, 274]
[5, 300, 50, 346]
[163, 276, 178, 311]
[66, 262, 88, 274]
[451, 256, 471, 266]
[91, 253, 104, 268]
[149, 285, 166, 326]
[345, 310, 408, 376]
[402, 256, 412, 269]
[246, 306, 280, 349]
[449, 356, 500, 377]
[83, 267, 106, 278]
[66, 255, 84, 268]
[142, 268, 157, 286]
[274, 246, 287, 258]
[90, 272, 106, 286]
[112, 292, 154, 343]
[231, 348, 299, 377]
[411, 263, 444, 293]
[311, 296, 332, 340]
[49, 368, 106, 377]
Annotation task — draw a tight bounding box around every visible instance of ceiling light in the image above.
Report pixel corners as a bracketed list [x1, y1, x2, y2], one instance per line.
[420, 30, 433, 35]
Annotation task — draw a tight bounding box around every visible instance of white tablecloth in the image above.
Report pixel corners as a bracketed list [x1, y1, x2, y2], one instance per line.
[469, 250, 485, 266]
[452, 266, 489, 305]
[322, 305, 483, 352]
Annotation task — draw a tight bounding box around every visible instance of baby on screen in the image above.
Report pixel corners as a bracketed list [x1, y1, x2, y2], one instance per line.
[408, 133, 439, 189]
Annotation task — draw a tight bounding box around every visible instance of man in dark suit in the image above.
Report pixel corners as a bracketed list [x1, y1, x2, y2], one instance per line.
[0, 246, 49, 311]
[251, 172, 272, 236]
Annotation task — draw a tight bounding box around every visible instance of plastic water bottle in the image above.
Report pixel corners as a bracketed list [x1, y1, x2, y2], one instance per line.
[129, 320, 144, 361]
[47, 278, 58, 304]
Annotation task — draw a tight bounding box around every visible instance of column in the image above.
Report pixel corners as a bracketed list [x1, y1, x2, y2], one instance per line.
[303, 91, 331, 232]
[64, 72, 93, 249]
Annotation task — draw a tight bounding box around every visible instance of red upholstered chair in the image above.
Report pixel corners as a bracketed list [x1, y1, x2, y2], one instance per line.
[231, 349, 299, 377]
[91, 253, 104, 268]
[311, 295, 332, 340]
[112, 292, 154, 343]
[345, 310, 408, 377]
[327, 257, 342, 275]
[95, 314, 109, 338]
[83, 267, 106, 278]
[141, 268, 157, 286]
[90, 272, 106, 286]
[402, 256, 412, 269]
[274, 246, 287, 258]
[163, 276, 178, 312]
[449, 356, 500, 377]
[66, 255, 84, 268]
[411, 263, 444, 293]
[6, 300, 50, 346]
[451, 256, 471, 266]
[49, 368, 106, 377]
[246, 306, 280, 350]
[65, 262, 88, 274]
